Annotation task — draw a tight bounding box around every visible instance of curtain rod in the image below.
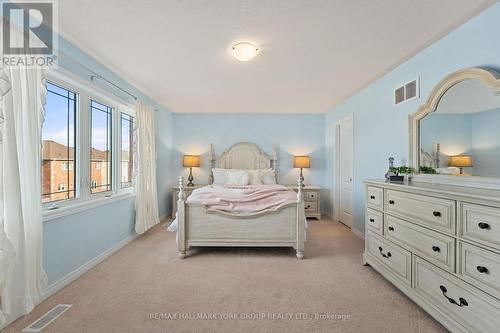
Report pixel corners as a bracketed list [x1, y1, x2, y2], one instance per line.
[56, 51, 160, 112]
[57, 51, 138, 100]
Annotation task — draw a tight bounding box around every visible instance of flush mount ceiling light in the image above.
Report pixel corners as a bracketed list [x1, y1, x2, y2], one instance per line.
[231, 42, 259, 62]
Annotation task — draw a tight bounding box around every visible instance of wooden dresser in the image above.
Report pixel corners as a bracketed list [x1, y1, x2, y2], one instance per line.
[364, 180, 500, 333]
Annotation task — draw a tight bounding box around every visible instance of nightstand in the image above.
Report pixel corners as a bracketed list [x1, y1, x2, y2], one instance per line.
[171, 185, 205, 218]
[287, 185, 321, 220]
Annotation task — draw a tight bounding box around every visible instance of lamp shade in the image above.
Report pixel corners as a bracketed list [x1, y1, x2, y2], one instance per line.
[294, 156, 310, 168]
[448, 155, 473, 168]
[183, 155, 200, 168]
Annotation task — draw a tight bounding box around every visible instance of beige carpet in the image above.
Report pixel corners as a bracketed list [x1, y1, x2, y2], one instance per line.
[3, 219, 447, 333]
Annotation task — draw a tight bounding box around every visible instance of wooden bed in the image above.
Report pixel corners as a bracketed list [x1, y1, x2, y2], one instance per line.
[176, 142, 307, 259]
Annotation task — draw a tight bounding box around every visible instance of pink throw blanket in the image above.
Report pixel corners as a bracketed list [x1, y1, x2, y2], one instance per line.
[186, 185, 297, 212]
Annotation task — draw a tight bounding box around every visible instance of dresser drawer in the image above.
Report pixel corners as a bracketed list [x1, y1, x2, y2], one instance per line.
[459, 242, 500, 300]
[304, 202, 318, 212]
[367, 186, 383, 210]
[385, 215, 455, 272]
[460, 203, 500, 250]
[414, 256, 500, 333]
[385, 190, 456, 234]
[366, 208, 383, 235]
[305, 191, 318, 201]
[366, 231, 411, 286]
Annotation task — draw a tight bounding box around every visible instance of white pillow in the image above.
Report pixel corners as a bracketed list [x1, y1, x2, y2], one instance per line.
[246, 170, 263, 185]
[261, 169, 276, 185]
[212, 168, 228, 185]
[226, 169, 249, 185]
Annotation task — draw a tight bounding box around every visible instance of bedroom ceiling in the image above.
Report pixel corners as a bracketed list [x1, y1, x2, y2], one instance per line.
[58, 0, 495, 114]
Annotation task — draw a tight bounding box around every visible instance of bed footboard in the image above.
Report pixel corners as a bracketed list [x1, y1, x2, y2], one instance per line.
[176, 177, 306, 259]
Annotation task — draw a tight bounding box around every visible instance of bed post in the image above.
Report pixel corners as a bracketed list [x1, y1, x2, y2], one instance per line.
[271, 144, 278, 170]
[177, 176, 187, 258]
[209, 143, 215, 184]
[296, 177, 305, 259]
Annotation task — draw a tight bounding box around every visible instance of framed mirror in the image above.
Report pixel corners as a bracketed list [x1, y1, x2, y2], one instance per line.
[409, 68, 500, 188]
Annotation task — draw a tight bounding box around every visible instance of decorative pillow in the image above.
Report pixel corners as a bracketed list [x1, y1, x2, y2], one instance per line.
[261, 168, 276, 185]
[246, 170, 263, 185]
[226, 169, 249, 185]
[212, 168, 228, 185]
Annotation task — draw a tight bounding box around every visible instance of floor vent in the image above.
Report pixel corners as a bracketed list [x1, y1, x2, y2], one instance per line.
[22, 304, 72, 332]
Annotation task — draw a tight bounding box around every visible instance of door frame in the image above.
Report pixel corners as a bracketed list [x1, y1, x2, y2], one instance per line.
[332, 114, 354, 226]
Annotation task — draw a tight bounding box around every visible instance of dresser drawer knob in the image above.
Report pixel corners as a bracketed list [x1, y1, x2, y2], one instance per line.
[439, 285, 468, 307]
[433, 211, 441, 217]
[388, 200, 395, 205]
[369, 218, 375, 223]
[378, 246, 391, 258]
[370, 195, 376, 199]
[432, 246, 440, 252]
[478, 222, 490, 230]
[306, 205, 311, 209]
[388, 226, 394, 231]
[477, 266, 489, 274]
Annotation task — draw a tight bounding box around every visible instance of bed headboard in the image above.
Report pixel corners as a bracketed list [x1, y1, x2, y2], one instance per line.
[209, 142, 278, 184]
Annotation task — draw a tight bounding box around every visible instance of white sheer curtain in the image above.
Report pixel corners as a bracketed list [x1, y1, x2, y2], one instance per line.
[0, 62, 48, 324]
[134, 101, 160, 234]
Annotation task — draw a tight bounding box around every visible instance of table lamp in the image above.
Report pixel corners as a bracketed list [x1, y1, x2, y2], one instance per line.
[183, 155, 200, 186]
[294, 156, 310, 185]
[448, 155, 473, 174]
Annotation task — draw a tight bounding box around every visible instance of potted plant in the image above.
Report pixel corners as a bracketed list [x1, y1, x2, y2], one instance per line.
[389, 166, 414, 182]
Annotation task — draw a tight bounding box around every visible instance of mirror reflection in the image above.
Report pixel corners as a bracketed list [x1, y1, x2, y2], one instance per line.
[419, 79, 500, 177]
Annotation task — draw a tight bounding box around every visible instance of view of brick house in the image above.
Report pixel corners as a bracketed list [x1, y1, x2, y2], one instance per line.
[42, 140, 112, 203]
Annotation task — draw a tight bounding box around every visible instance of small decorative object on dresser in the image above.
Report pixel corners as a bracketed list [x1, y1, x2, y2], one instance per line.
[288, 185, 321, 219]
[183, 155, 200, 186]
[293, 156, 310, 186]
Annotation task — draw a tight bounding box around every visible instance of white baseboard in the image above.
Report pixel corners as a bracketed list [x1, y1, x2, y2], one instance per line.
[351, 227, 365, 240]
[41, 233, 138, 302]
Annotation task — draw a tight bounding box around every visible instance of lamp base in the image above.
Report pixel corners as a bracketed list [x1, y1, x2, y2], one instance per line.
[187, 167, 195, 187]
[299, 168, 305, 187]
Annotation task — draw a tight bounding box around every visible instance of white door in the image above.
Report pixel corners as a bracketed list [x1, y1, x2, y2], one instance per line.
[338, 116, 353, 227]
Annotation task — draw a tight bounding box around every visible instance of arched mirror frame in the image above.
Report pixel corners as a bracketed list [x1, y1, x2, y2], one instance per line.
[409, 67, 500, 189]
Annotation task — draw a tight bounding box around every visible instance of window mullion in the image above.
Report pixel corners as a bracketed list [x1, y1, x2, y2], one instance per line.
[80, 94, 91, 201]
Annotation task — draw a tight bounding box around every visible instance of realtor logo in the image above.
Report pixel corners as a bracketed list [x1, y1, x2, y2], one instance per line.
[1, 0, 58, 67]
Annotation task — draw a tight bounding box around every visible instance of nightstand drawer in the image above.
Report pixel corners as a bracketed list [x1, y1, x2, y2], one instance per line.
[305, 202, 318, 212]
[305, 191, 318, 201]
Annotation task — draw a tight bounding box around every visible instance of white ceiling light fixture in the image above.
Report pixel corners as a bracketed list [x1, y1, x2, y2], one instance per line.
[231, 42, 259, 62]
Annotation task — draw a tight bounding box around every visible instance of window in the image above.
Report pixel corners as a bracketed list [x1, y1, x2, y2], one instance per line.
[41, 73, 135, 213]
[90, 100, 113, 194]
[41, 82, 77, 203]
[62, 162, 73, 171]
[120, 113, 134, 188]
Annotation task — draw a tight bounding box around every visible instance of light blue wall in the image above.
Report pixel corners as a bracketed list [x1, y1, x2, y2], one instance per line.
[171, 113, 325, 193]
[324, 2, 500, 234]
[43, 37, 174, 285]
[471, 108, 500, 177]
[420, 113, 473, 167]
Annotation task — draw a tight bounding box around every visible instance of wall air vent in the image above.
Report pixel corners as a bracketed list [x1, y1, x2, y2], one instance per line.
[394, 78, 419, 105]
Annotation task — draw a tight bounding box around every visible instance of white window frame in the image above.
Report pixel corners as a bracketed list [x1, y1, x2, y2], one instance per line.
[43, 68, 135, 221]
[119, 112, 135, 189]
